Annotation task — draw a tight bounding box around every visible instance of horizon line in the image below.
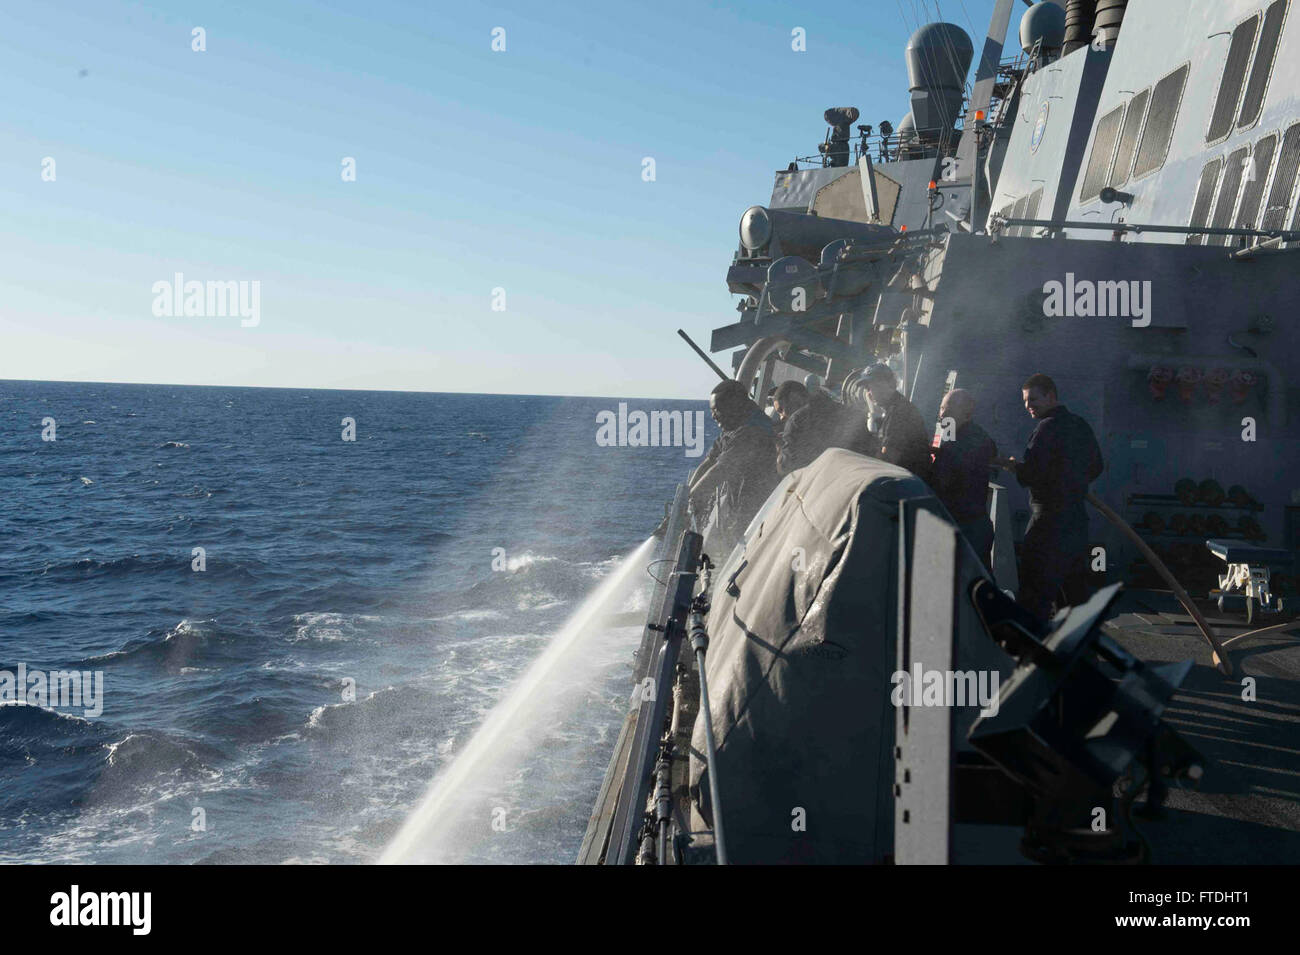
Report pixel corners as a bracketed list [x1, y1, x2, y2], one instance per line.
[0, 377, 711, 404]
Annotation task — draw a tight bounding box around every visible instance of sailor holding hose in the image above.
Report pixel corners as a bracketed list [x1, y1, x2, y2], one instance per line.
[687, 379, 778, 526]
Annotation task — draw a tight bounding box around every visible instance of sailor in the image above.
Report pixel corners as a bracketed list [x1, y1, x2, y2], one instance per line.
[772, 380, 865, 474]
[859, 363, 933, 483]
[930, 388, 997, 569]
[689, 379, 778, 523]
[998, 373, 1104, 622]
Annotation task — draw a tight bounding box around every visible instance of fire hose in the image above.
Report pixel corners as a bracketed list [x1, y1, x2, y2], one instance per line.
[1087, 492, 1233, 676]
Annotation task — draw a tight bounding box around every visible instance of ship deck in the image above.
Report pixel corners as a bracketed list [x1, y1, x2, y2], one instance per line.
[1102, 590, 1300, 864]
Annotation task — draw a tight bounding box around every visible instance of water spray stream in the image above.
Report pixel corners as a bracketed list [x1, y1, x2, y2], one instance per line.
[379, 536, 657, 864]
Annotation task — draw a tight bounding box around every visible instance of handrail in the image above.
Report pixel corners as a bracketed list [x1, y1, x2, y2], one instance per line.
[994, 216, 1300, 242]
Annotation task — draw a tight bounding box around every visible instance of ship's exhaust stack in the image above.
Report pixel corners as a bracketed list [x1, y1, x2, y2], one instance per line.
[1062, 0, 1096, 53]
[1094, 0, 1128, 48]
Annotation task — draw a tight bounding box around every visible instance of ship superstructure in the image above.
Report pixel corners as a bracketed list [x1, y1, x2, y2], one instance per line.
[582, 0, 1300, 866]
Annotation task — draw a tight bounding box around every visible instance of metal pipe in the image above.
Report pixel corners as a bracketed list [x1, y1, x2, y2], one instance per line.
[678, 328, 729, 381]
[1086, 492, 1233, 675]
[998, 217, 1300, 241]
[735, 335, 791, 397]
[1232, 236, 1288, 259]
[1222, 618, 1300, 647]
[688, 559, 728, 864]
[606, 530, 702, 865]
[654, 753, 673, 865]
[694, 637, 727, 864]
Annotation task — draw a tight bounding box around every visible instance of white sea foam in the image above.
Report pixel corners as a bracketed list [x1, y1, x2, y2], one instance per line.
[289, 611, 381, 643]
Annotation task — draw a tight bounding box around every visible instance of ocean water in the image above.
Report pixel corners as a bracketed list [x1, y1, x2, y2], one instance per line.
[0, 381, 709, 864]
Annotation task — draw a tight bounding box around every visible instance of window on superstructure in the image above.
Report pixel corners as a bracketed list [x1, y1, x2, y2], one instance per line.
[1024, 188, 1044, 233]
[1207, 14, 1260, 143]
[995, 201, 1013, 235]
[1208, 145, 1251, 245]
[1187, 158, 1223, 245]
[1133, 64, 1190, 179]
[1238, 0, 1289, 130]
[1262, 122, 1300, 230]
[1079, 106, 1125, 201]
[1109, 88, 1150, 188]
[1234, 133, 1278, 236]
[1009, 195, 1030, 238]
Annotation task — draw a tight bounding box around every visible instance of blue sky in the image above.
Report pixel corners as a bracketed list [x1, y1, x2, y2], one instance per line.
[1, 0, 1005, 398]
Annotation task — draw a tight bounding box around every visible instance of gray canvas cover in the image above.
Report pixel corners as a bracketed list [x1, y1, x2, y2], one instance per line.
[689, 448, 968, 863]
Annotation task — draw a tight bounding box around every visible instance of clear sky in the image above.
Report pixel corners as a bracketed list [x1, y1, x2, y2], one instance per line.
[1, 0, 1007, 399]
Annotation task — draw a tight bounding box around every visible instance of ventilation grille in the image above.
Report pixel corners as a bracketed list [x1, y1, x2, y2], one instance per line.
[1208, 15, 1260, 143]
[1024, 188, 1044, 230]
[1235, 134, 1278, 235]
[1238, 0, 1289, 129]
[1110, 89, 1150, 188]
[1009, 195, 1030, 237]
[1187, 158, 1223, 245]
[1133, 64, 1189, 178]
[1080, 107, 1124, 201]
[1208, 146, 1250, 246]
[1263, 122, 1300, 231]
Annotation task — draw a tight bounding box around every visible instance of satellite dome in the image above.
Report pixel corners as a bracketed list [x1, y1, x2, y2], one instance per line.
[896, 111, 917, 141]
[905, 22, 974, 93]
[739, 206, 773, 251]
[904, 24, 973, 134]
[1020, 1, 1067, 54]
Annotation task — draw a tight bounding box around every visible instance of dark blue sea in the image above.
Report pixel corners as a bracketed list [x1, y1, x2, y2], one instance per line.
[1, 381, 710, 863]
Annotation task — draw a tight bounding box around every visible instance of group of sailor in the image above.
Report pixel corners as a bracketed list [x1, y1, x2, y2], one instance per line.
[686, 367, 1104, 624]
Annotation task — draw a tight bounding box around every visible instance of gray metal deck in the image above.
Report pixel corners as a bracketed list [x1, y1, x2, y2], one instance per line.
[1103, 590, 1300, 863]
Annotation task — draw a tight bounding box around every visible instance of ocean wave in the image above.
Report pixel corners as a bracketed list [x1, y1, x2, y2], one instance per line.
[500, 550, 557, 573]
[182, 693, 307, 745]
[30, 553, 265, 585]
[1, 385, 689, 862]
[289, 611, 383, 643]
[461, 553, 585, 607]
[0, 609, 88, 627]
[0, 702, 97, 741]
[0, 704, 111, 781]
[82, 619, 212, 668]
[36, 554, 183, 579]
[432, 609, 505, 623]
[99, 731, 221, 789]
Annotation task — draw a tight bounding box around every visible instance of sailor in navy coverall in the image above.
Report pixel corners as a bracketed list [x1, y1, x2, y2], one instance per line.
[999, 374, 1104, 622]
